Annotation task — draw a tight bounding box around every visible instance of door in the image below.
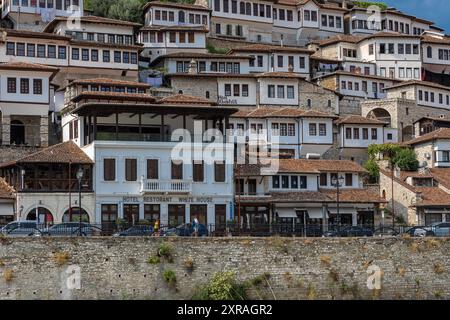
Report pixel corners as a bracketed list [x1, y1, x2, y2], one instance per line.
[168, 204, 185, 228]
[190, 204, 207, 226]
[123, 204, 139, 225]
[10, 120, 25, 145]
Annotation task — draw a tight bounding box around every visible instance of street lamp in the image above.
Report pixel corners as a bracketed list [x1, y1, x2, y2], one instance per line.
[332, 174, 345, 230]
[76, 167, 84, 236]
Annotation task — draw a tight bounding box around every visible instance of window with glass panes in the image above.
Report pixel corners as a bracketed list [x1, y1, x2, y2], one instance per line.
[144, 204, 160, 223]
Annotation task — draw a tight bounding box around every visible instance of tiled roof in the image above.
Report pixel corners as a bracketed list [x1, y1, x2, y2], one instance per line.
[316, 70, 399, 82]
[140, 25, 209, 32]
[0, 178, 15, 200]
[0, 141, 93, 168]
[0, 28, 69, 40]
[43, 15, 142, 32]
[159, 94, 213, 105]
[414, 187, 450, 207]
[385, 80, 450, 92]
[319, 189, 386, 203]
[150, 52, 252, 66]
[229, 43, 314, 54]
[277, 0, 348, 12]
[316, 35, 363, 47]
[0, 62, 59, 73]
[236, 159, 366, 176]
[257, 72, 306, 78]
[421, 35, 450, 45]
[143, 1, 211, 12]
[359, 32, 421, 42]
[405, 128, 450, 146]
[231, 107, 336, 119]
[166, 73, 256, 79]
[335, 115, 387, 126]
[71, 78, 150, 88]
[413, 116, 450, 124]
[71, 91, 157, 103]
[430, 168, 450, 191]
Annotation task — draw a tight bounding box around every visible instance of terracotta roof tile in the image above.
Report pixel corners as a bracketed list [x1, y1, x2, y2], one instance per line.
[0, 28, 69, 40]
[71, 91, 157, 103]
[430, 168, 450, 191]
[229, 43, 314, 54]
[360, 32, 421, 42]
[72, 78, 150, 87]
[421, 35, 450, 45]
[0, 62, 59, 72]
[335, 115, 387, 126]
[143, 1, 211, 12]
[414, 187, 450, 207]
[317, 70, 399, 82]
[316, 35, 363, 47]
[43, 15, 142, 32]
[320, 188, 386, 203]
[385, 80, 450, 92]
[258, 72, 306, 78]
[140, 25, 208, 32]
[231, 107, 336, 119]
[405, 128, 450, 146]
[159, 94, 213, 105]
[0, 141, 93, 167]
[0, 178, 15, 200]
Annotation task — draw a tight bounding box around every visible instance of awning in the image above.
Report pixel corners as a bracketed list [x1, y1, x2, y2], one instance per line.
[304, 208, 326, 219]
[328, 208, 357, 215]
[276, 208, 297, 218]
[424, 208, 450, 214]
[0, 203, 14, 216]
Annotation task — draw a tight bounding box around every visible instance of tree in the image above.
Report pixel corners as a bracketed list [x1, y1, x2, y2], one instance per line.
[364, 158, 379, 183]
[392, 148, 419, 171]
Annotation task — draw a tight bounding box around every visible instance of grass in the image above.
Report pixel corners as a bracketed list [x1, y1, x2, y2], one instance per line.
[148, 255, 161, 265]
[163, 269, 177, 288]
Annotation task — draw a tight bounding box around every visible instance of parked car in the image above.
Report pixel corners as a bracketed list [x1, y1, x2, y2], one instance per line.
[427, 222, 450, 237]
[373, 227, 400, 237]
[43, 222, 103, 237]
[113, 225, 154, 237]
[163, 223, 208, 237]
[404, 226, 433, 237]
[323, 226, 374, 237]
[0, 221, 43, 237]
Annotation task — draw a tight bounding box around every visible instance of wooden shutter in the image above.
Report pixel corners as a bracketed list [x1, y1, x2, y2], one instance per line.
[125, 159, 137, 181]
[214, 161, 225, 182]
[171, 161, 183, 180]
[193, 161, 204, 182]
[104, 159, 116, 181]
[147, 159, 158, 179]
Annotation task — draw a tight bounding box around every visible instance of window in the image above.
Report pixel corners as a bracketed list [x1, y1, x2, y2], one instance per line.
[309, 123, 317, 136]
[288, 123, 295, 136]
[341, 81, 346, 90]
[299, 56, 305, 69]
[125, 159, 137, 181]
[193, 161, 204, 182]
[58, 46, 66, 59]
[16, 43, 25, 56]
[280, 123, 287, 136]
[362, 128, 368, 140]
[114, 51, 121, 63]
[287, 86, 295, 99]
[103, 50, 110, 62]
[398, 43, 404, 54]
[37, 44, 46, 58]
[224, 84, 231, 96]
[353, 128, 360, 139]
[277, 55, 283, 68]
[287, 10, 293, 21]
[345, 173, 353, 187]
[320, 173, 327, 186]
[379, 43, 386, 54]
[304, 10, 310, 21]
[144, 204, 160, 223]
[427, 46, 432, 58]
[27, 44, 35, 57]
[413, 44, 419, 55]
[388, 43, 394, 54]
[91, 49, 98, 62]
[147, 159, 158, 179]
[405, 44, 412, 54]
[242, 84, 249, 97]
[322, 14, 328, 27]
[311, 11, 317, 21]
[104, 159, 116, 181]
[268, 85, 275, 98]
[6, 42, 15, 55]
[362, 81, 368, 92]
[281, 176, 289, 189]
[188, 32, 195, 43]
[257, 55, 263, 67]
[20, 78, 29, 94]
[418, 90, 423, 101]
[171, 161, 183, 180]
[233, 84, 240, 96]
[7, 78, 16, 93]
[299, 176, 307, 189]
[33, 79, 42, 95]
[81, 48, 89, 61]
[336, 16, 342, 28]
[319, 123, 327, 136]
[399, 68, 405, 78]
[371, 128, 378, 140]
[169, 32, 176, 43]
[277, 85, 284, 98]
[272, 176, 280, 189]
[345, 127, 352, 139]
[214, 162, 226, 182]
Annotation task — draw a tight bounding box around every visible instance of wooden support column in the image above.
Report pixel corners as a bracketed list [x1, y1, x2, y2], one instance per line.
[115, 112, 119, 140]
[161, 114, 165, 141]
[93, 114, 97, 141]
[138, 113, 142, 141]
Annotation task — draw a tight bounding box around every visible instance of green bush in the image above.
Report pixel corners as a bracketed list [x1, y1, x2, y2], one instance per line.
[158, 242, 174, 259]
[192, 271, 247, 300]
[364, 158, 380, 183]
[392, 148, 419, 171]
[148, 255, 160, 265]
[163, 269, 177, 287]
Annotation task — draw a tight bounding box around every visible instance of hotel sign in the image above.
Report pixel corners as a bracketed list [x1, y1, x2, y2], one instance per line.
[122, 196, 213, 204]
[218, 95, 238, 105]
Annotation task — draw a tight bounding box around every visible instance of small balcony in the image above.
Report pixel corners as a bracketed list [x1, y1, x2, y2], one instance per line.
[140, 179, 192, 194]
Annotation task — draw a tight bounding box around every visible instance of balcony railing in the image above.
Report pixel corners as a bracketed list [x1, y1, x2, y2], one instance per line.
[140, 179, 192, 194]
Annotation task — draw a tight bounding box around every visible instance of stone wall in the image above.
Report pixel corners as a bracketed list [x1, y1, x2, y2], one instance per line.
[0, 237, 449, 300]
[170, 77, 218, 103]
[0, 146, 42, 164]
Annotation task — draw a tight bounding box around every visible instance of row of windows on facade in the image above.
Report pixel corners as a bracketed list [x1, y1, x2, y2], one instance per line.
[418, 90, 450, 106]
[6, 78, 42, 95]
[65, 31, 134, 45]
[272, 173, 354, 189]
[141, 31, 196, 43]
[11, 0, 79, 10]
[230, 122, 328, 137]
[426, 47, 450, 61]
[213, 0, 336, 25]
[78, 85, 146, 94]
[100, 203, 227, 226]
[151, 9, 208, 25]
[223, 84, 296, 99]
[380, 67, 421, 79]
[6, 42, 138, 64]
[344, 127, 379, 140]
[348, 65, 372, 75]
[249, 55, 307, 69]
[352, 19, 419, 35]
[102, 158, 227, 183]
[369, 43, 420, 55]
[176, 61, 240, 73]
[340, 80, 385, 93]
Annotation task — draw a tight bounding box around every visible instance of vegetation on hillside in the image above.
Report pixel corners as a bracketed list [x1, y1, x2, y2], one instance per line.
[352, 1, 388, 11]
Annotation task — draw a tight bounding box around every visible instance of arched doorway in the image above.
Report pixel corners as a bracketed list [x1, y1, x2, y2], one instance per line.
[27, 207, 54, 225]
[10, 120, 25, 145]
[367, 108, 392, 127]
[62, 208, 90, 222]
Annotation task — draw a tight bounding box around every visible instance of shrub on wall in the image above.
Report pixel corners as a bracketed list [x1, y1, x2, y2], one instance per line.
[192, 271, 247, 300]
